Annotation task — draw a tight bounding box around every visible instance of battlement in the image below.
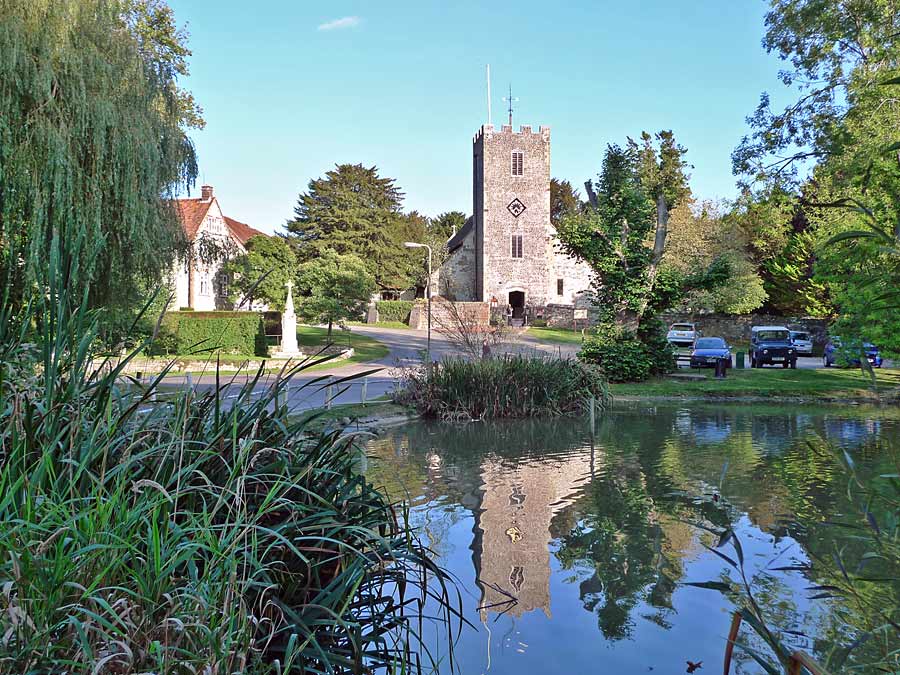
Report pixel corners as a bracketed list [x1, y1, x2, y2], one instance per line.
[473, 123, 551, 143]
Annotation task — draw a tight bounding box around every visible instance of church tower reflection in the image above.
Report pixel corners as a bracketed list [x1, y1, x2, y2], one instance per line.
[472, 452, 594, 619]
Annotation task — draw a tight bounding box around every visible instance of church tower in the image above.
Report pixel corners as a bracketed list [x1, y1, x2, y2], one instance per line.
[473, 123, 556, 314]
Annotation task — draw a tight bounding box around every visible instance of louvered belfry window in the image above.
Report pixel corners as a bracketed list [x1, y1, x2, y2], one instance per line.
[511, 234, 524, 258]
[511, 151, 524, 176]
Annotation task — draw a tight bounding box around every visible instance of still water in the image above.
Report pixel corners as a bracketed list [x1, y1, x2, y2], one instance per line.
[365, 403, 900, 674]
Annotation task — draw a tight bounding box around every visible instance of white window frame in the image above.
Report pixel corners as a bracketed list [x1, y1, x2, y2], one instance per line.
[511, 151, 524, 176]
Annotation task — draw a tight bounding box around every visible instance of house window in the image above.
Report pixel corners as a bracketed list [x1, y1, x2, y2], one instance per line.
[511, 151, 524, 176]
[511, 234, 523, 258]
[200, 276, 210, 296]
[557, 278, 564, 296]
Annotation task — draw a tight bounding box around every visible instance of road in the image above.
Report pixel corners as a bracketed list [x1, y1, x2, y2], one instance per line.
[157, 326, 836, 412]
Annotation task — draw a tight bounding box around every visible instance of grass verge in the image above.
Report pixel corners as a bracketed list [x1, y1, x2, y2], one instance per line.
[297, 325, 391, 368]
[610, 366, 900, 401]
[347, 320, 410, 330]
[526, 325, 587, 346]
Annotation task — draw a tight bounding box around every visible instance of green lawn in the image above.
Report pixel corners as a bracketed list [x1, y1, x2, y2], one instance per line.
[296, 325, 390, 367]
[347, 320, 410, 330]
[526, 326, 587, 346]
[611, 366, 900, 400]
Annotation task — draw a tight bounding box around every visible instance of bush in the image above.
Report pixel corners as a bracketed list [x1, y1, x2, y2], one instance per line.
[579, 322, 675, 382]
[396, 354, 609, 420]
[0, 255, 458, 673]
[376, 300, 415, 324]
[154, 311, 266, 356]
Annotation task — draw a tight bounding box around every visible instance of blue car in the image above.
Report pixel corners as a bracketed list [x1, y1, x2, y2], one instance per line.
[690, 337, 732, 369]
[823, 339, 883, 368]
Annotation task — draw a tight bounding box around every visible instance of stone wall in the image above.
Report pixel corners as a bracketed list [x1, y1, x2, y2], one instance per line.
[409, 299, 490, 330]
[659, 313, 830, 349]
[438, 227, 476, 300]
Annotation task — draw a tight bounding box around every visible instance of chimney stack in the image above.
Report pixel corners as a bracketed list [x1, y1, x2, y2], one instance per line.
[200, 185, 214, 201]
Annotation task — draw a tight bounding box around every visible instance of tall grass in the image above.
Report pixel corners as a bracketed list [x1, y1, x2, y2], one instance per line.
[0, 241, 459, 673]
[397, 355, 610, 421]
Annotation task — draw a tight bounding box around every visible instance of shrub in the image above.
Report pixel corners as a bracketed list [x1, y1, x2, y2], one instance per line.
[396, 354, 609, 420]
[376, 300, 415, 324]
[154, 311, 266, 356]
[0, 253, 458, 673]
[579, 322, 675, 382]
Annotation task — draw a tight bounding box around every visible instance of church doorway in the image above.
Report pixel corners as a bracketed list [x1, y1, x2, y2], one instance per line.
[508, 290, 525, 319]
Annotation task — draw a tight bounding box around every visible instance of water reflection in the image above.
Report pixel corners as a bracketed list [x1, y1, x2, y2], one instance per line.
[366, 404, 900, 674]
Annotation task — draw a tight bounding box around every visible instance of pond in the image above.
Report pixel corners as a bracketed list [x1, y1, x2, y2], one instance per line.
[365, 403, 900, 674]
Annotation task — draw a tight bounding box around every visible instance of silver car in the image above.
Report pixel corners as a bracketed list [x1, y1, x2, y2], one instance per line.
[667, 322, 700, 349]
[789, 330, 813, 356]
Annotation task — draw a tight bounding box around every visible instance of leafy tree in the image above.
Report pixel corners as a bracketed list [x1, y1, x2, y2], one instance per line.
[558, 132, 724, 329]
[286, 164, 415, 290]
[430, 211, 468, 240]
[0, 0, 198, 321]
[220, 235, 296, 310]
[550, 178, 581, 228]
[664, 201, 768, 315]
[295, 249, 376, 338]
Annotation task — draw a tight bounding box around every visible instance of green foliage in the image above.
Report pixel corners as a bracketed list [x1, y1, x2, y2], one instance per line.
[431, 211, 467, 240]
[397, 355, 610, 420]
[376, 300, 414, 324]
[286, 164, 418, 289]
[579, 323, 675, 383]
[550, 178, 582, 227]
[0, 0, 197, 318]
[296, 249, 376, 336]
[557, 132, 726, 327]
[156, 311, 265, 356]
[0, 241, 457, 672]
[221, 234, 296, 310]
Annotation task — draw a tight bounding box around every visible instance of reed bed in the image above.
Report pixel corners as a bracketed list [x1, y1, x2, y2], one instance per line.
[0, 250, 459, 673]
[397, 354, 610, 421]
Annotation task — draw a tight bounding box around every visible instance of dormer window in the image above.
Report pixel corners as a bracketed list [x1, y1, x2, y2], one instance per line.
[511, 151, 524, 176]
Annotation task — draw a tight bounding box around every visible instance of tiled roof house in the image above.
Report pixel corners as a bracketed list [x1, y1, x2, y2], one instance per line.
[173, 185, 266, 310]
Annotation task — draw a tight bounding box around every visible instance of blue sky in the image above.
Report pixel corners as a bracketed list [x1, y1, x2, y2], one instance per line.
[168, 1, 788, 233]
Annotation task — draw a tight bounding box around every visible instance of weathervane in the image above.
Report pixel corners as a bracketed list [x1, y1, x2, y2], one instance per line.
[503, 84, 518, 126]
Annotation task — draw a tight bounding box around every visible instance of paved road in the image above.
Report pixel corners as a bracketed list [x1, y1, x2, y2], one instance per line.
[156, 327, 842, 412]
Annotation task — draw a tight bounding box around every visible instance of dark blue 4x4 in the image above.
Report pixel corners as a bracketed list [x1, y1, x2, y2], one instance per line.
[749, 326, 798, 369]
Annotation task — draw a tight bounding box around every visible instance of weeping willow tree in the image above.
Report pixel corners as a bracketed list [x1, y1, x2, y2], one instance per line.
[0, 0, 198, 325]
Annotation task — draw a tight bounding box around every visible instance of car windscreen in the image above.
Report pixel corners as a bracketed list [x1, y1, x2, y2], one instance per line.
[695, 338, 725, 349]
[790, 332, 809, 340]
[756, 330, 790, 341]
[671, 324, 694, 331]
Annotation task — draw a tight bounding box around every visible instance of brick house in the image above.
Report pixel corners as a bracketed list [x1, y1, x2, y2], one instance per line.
[173, 185, 266, 310]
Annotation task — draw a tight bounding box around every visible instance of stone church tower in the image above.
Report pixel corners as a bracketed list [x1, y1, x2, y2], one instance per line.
[439, 123, 593, 319]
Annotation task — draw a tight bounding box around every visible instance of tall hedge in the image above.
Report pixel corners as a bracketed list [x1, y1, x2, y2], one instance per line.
[156, 311, 266, 356]
[376, 300, 414, 324]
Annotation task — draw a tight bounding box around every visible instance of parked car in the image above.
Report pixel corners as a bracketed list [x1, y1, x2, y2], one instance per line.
[690, 337, 732, 369]
[824, 338, 883, 368]
[749, 326, 797, 368]
[667, 322, 700, 349]
[789, 330, 813, 356]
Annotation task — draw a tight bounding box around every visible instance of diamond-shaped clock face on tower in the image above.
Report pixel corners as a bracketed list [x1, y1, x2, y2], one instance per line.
[472, 123, 553, 306]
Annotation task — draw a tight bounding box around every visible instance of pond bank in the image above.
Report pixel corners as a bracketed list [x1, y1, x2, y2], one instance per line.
[610, 366, 900, 405]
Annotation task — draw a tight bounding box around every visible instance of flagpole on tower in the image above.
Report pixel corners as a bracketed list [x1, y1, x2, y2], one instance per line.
[486, 64, 492, 126]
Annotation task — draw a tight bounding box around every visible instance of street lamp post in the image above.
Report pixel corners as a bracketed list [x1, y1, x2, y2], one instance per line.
[404, 241, 432, 361]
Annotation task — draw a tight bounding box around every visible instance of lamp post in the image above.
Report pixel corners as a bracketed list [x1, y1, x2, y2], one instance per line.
[404, 241, 432, 360]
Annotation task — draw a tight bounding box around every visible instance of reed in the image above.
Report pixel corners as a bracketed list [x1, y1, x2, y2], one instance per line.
[397, 354, 610, 421]
[0, 241, 459, 673]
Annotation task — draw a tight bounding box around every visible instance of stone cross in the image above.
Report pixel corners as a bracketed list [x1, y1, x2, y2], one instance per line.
[279, 280, 300, 355]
